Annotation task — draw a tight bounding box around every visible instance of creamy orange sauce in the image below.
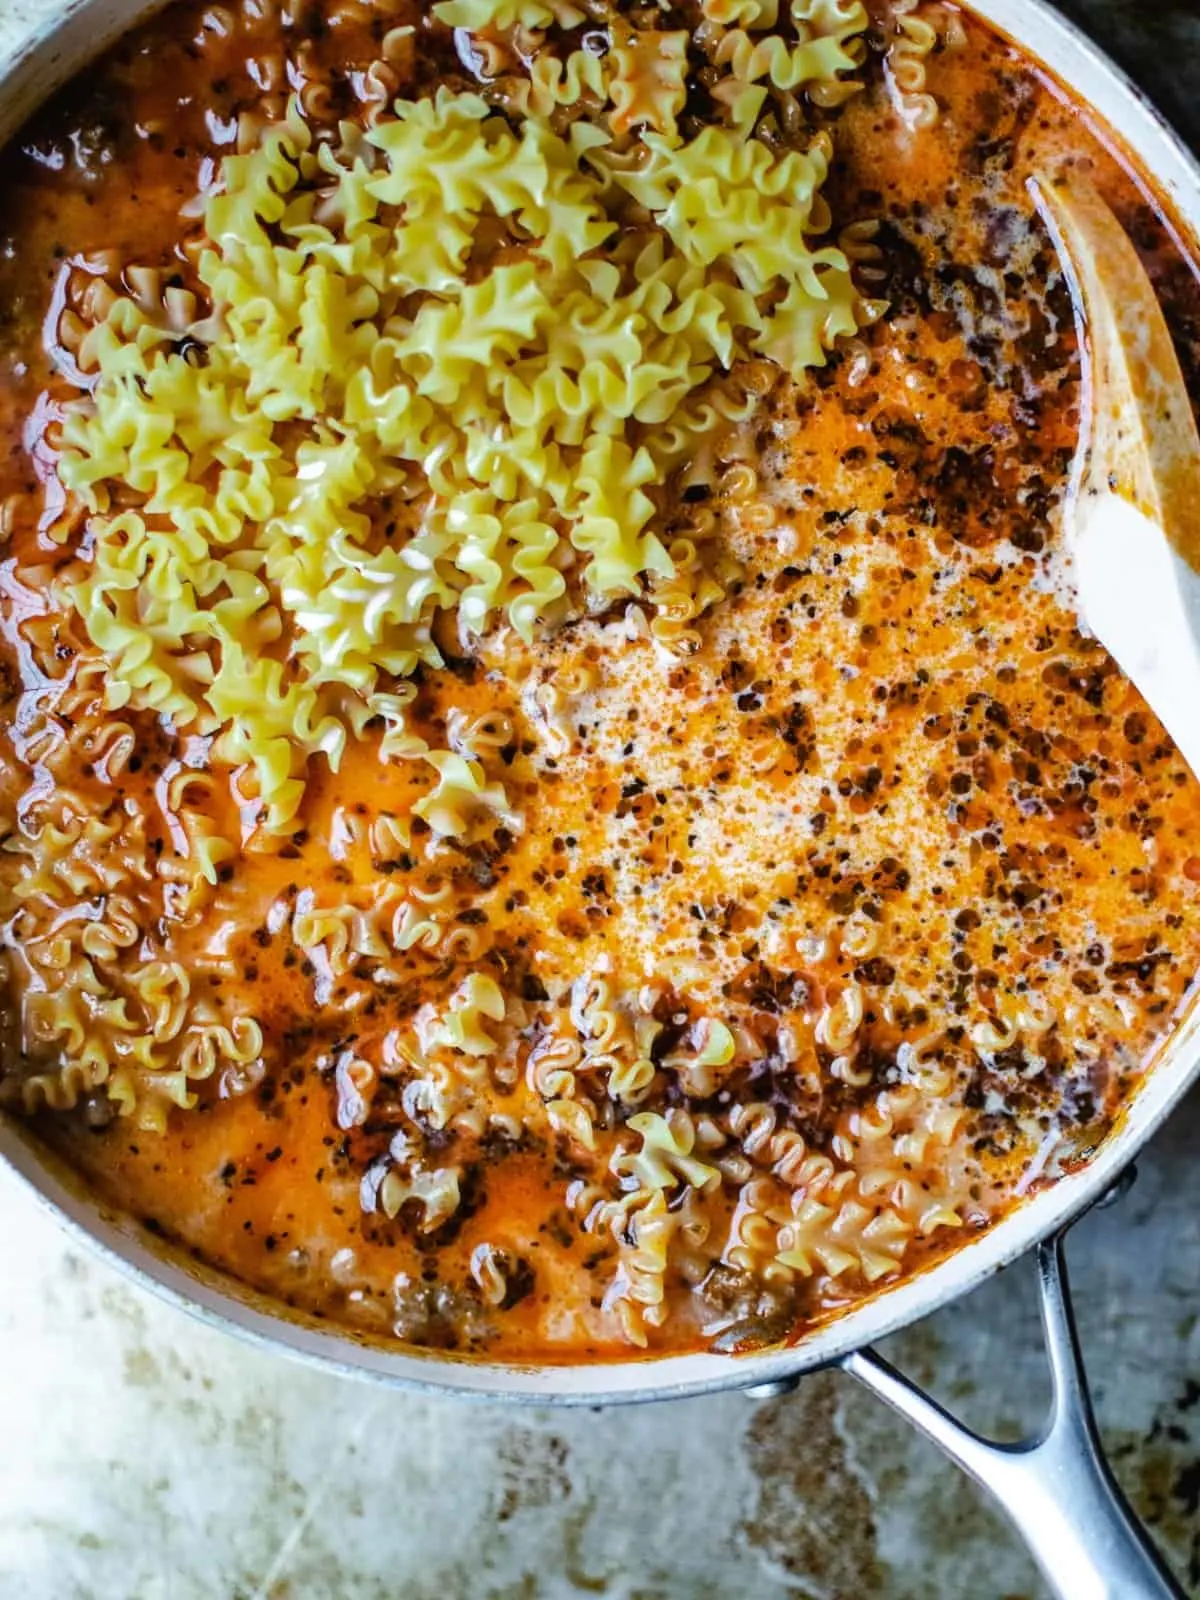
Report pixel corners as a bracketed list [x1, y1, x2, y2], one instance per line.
[0, 1, 1198, 1361]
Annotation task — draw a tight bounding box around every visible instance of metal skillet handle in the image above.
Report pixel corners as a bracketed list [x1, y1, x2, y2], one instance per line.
[843, 1217, 1184, 1600]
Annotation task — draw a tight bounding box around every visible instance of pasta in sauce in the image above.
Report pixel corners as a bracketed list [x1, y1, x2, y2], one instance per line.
[0, 0, 1198, 1360]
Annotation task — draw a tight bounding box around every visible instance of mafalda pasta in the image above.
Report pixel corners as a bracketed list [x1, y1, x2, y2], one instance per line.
[58, 77, 870, 834]
[0, 0, 1197, 1359]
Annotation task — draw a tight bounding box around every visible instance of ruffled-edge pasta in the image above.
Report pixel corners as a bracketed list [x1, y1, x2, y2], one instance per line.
[432, 0, 575, 30]
[461, 0, 867, 149]
[883, 0, 941, 130]
[711, 0, 867, 99]
[10, 2, 952, 1324]
[58, 69, 872, 838]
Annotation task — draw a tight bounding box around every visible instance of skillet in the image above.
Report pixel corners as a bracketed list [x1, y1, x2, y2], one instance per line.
[0, 2, 1197, 1591]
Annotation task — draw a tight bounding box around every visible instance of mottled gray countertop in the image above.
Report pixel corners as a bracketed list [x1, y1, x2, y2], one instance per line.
[2, 2, 1200, 1597]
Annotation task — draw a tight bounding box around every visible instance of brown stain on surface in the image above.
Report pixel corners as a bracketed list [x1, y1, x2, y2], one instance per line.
[740, 1374, 883, 1599]
[1109, 1377, 1200, 1593]
[495, 1430, 572, 1524]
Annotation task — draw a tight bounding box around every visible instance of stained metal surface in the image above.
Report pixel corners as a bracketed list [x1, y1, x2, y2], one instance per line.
[5, 1096, 1200, 1596]
[845, 1236, 1188, 1599]
[1, 0, 1199, 1593]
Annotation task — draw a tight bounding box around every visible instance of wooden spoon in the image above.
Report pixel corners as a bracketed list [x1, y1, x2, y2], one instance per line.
[1030, 171, 1200, 778]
